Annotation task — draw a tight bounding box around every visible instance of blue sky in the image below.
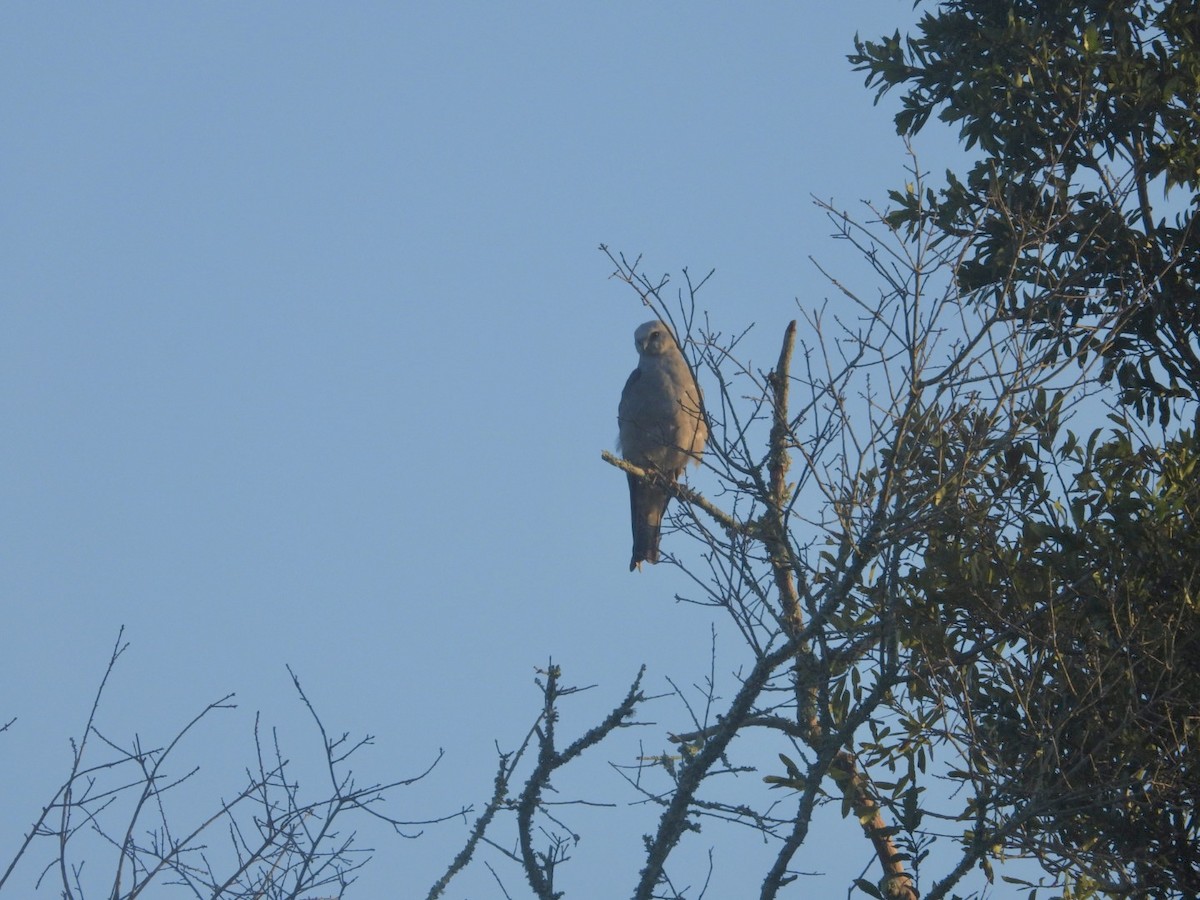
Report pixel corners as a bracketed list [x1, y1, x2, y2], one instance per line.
[0, 4, 1000, 897]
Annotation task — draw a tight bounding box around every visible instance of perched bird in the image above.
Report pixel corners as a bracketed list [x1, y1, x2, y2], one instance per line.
[617, 320, 707, 570]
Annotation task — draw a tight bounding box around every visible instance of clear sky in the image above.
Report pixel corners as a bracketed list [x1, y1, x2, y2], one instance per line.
[1, 4, 995, 897]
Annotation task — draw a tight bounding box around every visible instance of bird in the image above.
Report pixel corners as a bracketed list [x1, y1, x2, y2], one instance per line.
[617, 320, 707, 571]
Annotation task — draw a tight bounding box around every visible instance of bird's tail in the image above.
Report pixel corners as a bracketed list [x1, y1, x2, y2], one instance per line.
[628, 473, 671, 571]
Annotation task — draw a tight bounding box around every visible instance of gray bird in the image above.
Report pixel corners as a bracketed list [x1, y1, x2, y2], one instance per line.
[618, 320, 707, 570]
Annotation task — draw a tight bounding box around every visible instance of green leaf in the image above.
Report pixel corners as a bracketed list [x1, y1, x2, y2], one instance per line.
[854, 877, 885, 899]
[1083, 23, 1100, 53]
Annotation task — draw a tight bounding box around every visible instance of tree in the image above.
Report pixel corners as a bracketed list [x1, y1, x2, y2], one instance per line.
[426, 5, 1200, 873]
[843, 2, 1200, 893]
[850, 0, 1200, 426]
[1, 629, 458, 899]
[430, 206, 1195, 897]
[904, 420, 1200, 897]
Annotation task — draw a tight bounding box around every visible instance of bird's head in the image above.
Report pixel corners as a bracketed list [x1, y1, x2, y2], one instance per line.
[634, 320, 676, 357]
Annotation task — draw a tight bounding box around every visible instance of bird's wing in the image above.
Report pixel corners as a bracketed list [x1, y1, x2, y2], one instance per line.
[662, 351, 707, 466]
[616, 367, 643, 458]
